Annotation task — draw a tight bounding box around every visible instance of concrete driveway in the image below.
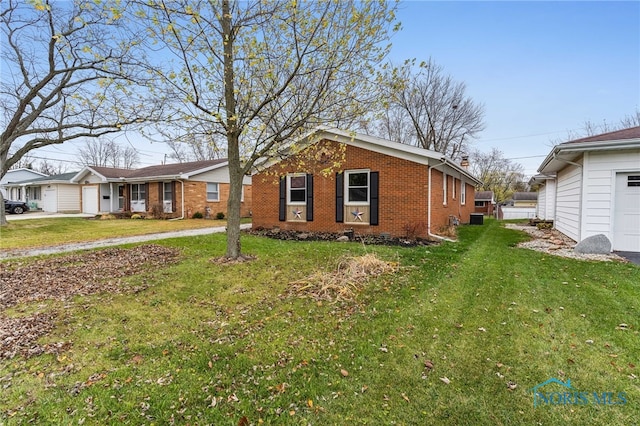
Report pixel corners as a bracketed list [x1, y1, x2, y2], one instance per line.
[1, 218, 251, 259]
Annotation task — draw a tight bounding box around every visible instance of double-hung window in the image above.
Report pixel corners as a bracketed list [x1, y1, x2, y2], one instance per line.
[207, 183, 219, 201]
[287, 174, 306, 204]
[346, 170, 369, 204]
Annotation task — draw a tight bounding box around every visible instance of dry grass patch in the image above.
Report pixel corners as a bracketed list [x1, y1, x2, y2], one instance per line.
[289, 253, 399, 302]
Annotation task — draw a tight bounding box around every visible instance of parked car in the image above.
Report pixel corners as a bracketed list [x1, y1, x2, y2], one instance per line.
[4, 199, 30, 214]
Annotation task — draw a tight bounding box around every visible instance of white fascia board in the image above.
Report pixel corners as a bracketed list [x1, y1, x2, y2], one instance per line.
[538, 139, 640, 173]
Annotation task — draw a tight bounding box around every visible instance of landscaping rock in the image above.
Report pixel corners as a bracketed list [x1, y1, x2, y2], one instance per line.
[336, 236, 350, 242]
[574, 234, 611, 254]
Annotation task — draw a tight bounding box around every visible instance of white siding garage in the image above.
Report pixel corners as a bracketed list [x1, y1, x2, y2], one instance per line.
[554, 163, 582, 243]
[536, 126, 640, 252]
[613, 172, 640, 252]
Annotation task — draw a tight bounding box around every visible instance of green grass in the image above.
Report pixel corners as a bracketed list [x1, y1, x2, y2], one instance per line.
[1, 219, 638, 424]
[0, 217, 231, 249]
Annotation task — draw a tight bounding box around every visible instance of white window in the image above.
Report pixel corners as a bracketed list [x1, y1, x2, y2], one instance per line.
[207, 182, 219, 201]
[287, 174, 306, 204]
[461, 181, 466, 205]
[452, 177, 456, 200]
[131, 183, 145, 201]
[345, 170, 369, 205]
[163, 182, 172, 202]
[443, 172, 447, 205]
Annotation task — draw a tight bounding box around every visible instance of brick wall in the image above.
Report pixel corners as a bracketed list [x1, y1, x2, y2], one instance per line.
[139, 181, 252, 219]
[252, 139, 476, 239]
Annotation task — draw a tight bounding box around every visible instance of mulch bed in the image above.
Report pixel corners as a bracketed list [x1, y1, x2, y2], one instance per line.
[249, 228, 439, 247]
[0, 244, 180, 359]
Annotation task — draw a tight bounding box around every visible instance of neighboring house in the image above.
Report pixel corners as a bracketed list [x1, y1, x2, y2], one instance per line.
[2, 172, 80, 212]
[535, 126, 640, 252]
[0, 168, 48, 201]
[71, 159, 252, 218]
[511, 192, 538, 207]
[251, 127, 482, 240]
[474, 191, 495, 216]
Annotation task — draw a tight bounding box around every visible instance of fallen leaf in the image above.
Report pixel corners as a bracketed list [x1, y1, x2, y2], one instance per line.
[401, 393, 410, 402]
[439, 377, 450, 385]
[424, 360, 434, 370]
[307, 399, 313, 408]
[340, 369, 349, 377]
[478, 327, 486, 332]
[507, 381, 517, 390]
[238, 416, 249, 426]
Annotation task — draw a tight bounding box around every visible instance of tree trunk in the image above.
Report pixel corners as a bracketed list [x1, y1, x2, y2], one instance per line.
[0, 192, 7, 226]
[222, 0, 243, 259]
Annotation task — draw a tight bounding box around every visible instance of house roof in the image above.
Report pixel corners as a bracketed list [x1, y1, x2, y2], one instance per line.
[512, 192, 538, 201]
[474, 191, 494, 201]
[538, 126, 640, 173]
[257, 127, 483, 185]
[72, 159, 229, 182]
[3, 172, 79, 186]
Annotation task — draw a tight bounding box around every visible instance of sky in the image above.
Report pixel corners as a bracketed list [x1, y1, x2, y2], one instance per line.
[34, 0, 640, 179]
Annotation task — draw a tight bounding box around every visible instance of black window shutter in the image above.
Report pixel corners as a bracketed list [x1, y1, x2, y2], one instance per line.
[158, 182, 163, 205]
[171, 181, 177, 212]
[278, 177, 286, 221]
[335, 172, 344, 223]
[306, 174, 314, 221]
[144, 183, 149, 210]
[370, 171, 379, 226]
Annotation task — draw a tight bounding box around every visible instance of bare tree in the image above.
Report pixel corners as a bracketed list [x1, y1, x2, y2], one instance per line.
[373, 58, 486, 159]
[78, 138, 140, 169]
[36, 158, 68, 176]
[140, 0, 397, 259]
[0, 0, 161, 225]
[470, 148, 526, 203]
[552, 109, 640, 143]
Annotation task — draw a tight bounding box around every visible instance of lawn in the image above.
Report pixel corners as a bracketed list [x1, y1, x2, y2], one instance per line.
[0, 217, 231, 249]
[0, 218, 638, 425]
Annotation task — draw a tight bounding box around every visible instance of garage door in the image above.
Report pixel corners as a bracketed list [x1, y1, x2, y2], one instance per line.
[82, 186, 99, 214]
[43, 188, 57, 212]
[613, 173, 640, 252]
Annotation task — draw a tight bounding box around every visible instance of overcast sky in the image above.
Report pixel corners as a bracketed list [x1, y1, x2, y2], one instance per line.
[35, 0, 640, 178]
[390, 0, 640, 176]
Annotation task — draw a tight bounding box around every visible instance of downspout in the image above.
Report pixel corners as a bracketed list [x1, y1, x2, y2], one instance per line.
[169, 179, 185, 221]
[428, 158, 456, 242]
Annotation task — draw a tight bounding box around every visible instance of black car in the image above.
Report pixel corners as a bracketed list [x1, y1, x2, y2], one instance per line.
[4, 199, 30, 214]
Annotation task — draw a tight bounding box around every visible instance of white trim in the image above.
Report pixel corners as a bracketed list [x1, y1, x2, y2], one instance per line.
[286, 173, 307, 205]
[344, 169, 370, 206]
[206, 182, 220, 202]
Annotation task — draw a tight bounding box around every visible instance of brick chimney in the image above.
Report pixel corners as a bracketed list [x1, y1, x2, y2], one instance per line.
[460, 155, 470, 170]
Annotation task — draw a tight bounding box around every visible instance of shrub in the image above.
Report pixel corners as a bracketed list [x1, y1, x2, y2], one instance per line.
[192, 211, 204, 219]
[131, 214, 143, 220]
[150, 203, 166, 219]
[215, 212, 225, 220]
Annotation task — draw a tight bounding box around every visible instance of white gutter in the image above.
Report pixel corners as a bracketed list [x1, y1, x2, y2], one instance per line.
[427, 158, 456, 242]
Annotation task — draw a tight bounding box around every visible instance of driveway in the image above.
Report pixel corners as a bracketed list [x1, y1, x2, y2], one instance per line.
[0, 223, 252, 259]
[615, 251, 640, 265]
[5, 212, 96, 221]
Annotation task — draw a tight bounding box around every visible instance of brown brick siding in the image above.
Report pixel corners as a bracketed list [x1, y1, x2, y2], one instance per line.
[128, 181, 252, 219]
[252, 139, 476, 238]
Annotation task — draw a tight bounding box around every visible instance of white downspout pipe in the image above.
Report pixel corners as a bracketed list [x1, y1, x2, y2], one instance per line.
[428, 158, 456, 242]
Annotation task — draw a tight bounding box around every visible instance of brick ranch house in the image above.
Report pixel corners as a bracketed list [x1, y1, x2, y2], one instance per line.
[252, 128, 482, 240]
[71, 160, 252, 218]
